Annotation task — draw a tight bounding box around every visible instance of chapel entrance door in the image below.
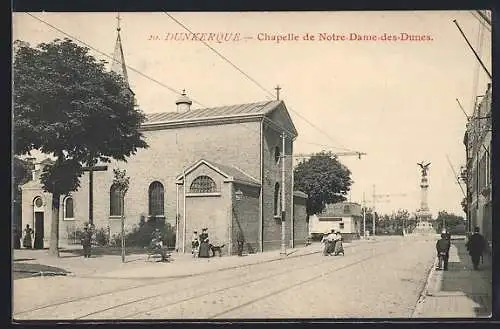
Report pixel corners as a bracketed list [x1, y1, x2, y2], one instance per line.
[34, 212, 44, 249]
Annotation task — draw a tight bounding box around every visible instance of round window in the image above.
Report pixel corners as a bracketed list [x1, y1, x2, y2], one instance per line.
[34, 197, 43, 208]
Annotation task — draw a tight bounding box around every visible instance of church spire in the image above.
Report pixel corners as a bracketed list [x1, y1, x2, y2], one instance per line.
[111, 13, 129, 87]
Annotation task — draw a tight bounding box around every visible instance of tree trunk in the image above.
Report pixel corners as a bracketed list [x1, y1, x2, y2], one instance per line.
[49, 193, 60, 257]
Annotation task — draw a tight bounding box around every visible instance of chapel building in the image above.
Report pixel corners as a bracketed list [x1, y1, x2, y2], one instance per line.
[20, 20, 308, 254]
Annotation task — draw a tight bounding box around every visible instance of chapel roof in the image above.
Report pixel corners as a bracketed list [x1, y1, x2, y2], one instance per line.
[208, 161, 260, 186]
[176, 159, 260, 187]
[145, 100, 282, 124]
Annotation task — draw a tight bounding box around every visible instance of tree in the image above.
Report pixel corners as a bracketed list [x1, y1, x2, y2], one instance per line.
[436, 210, 466, 234]
[13, 38, 149, 257]
[461, 197, 468, 214]
[293, 151, 353, 215]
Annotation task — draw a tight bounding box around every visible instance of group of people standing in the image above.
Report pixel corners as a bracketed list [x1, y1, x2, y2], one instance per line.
[13, 224, 35, 249]
[435, 226, 488, 271]
[321, 229, 344, 256]
[191, 228, 211, 258]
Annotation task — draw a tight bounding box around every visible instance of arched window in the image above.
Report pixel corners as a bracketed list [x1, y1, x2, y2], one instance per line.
[274, 182, 280, 216]
[110, 184, 123, 216]
[64, 197, 74, 219]
[190, 175, 217, 193]
[274, 146, 280, 163]
[149, 181, 165, 216]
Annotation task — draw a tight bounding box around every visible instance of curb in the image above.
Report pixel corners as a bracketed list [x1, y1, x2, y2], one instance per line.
[411, 256, 437, 317]
[32, 240, 376, 280]
[93, 239, 381, 280]
[14, 270, 68, 277]
[85, 247, 324, 280]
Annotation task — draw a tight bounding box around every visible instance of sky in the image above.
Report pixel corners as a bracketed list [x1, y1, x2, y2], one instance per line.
[12, 11, 491, 218]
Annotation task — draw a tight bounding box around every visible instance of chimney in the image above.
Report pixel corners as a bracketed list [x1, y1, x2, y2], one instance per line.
[176, 90, 192, 113]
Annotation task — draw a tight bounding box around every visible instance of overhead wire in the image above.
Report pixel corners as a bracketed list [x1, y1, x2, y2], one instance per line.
[24, 13, 209, 108]
[163, 12, 359, 153]
[26, 12, 360, 155]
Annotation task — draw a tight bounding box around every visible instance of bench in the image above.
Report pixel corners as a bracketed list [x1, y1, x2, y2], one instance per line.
[144, 245, 171, 262]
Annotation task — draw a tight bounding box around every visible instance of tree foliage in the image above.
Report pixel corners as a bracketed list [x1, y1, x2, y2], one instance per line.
[293, 151, 353, 215]
[13, 157, 32, 193]
[13, 38, 148, 166]
[435, 210, 466, 233]
[13, 38, 149, 256]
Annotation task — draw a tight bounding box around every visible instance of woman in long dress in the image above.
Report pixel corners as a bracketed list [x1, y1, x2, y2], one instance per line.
[333, 232, 344, 255]
[23, 224, 33, 249]
[198, 228, 211, 258]
[321, 232, 329, 255]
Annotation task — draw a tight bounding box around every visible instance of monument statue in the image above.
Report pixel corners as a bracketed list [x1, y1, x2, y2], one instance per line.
[417, 161, 431, 177]
[414, 161, 433, 234]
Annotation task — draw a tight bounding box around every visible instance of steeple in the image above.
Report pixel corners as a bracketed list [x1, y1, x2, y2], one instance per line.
[111, 13, 129, 88]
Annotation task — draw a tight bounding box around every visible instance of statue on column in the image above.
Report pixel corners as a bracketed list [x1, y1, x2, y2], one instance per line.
[417, 162, 431, 177]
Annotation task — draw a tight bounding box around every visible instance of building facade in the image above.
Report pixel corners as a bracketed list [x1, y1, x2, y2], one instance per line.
[20, 98, 309, 254]
[18, 21, 308, 254]
[462, 83, 492, 245]
[308, 202, 362, 241]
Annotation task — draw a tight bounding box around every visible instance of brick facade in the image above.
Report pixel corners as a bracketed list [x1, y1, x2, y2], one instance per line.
[293, 192, 308, 247]
[232, 183, 261, 255]
[20, 101, 308, 253]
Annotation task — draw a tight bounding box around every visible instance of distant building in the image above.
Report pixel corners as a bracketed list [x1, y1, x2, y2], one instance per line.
[463, 83, 491, 245]
[308, 202, 362, 241]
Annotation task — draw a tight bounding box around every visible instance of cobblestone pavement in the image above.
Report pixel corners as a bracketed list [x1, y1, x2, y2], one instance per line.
[412, 237, 492, 318]
[13, 235, 437, 320]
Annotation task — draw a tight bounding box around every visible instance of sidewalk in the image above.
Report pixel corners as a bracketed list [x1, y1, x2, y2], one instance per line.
[13, 238, 379, 280]
[412, 237, 492, 318]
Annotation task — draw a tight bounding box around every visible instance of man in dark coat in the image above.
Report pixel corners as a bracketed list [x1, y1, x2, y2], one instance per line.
[436, 232, 451, 270]
[81, 226, 92, 258]
[466, 226, 486, 270]
[236, 229, 245, 256]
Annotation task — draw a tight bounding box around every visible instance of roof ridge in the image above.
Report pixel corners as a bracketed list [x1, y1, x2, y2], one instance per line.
[146, 100, 276, 116]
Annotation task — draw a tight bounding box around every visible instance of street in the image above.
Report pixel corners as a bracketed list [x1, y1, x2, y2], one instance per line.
[13, 236, 437, 319]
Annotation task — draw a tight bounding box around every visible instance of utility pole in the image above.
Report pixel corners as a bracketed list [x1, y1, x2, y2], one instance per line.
[280, 132, 287, 255]
[456, 98, 470, 121]
[82, 165, 108, 226]
[453, 19, 492, 79]
[372, 185, 376, 237]
[362, 192, 366, 238]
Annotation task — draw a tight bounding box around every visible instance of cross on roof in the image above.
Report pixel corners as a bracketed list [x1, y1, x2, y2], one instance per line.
[275, 85, 281, 100]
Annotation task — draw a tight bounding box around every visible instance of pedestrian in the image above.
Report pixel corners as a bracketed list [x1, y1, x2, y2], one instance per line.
[22, 224, 33, 249]
[325, 229, 336, 256]
[81, 226, 92, 258]
[191, 230, 199, 256]
[198, 228, 210, 258]
[236, 229, 245, 256]
[13, 226, 21, 249]
[152, 228, 163, 246]
[333, 231, 344, 256]
[442, 228, 451, 241]
[436, 232, 451, 270]
[321, 231, 329, 255]
[466, 226, 487, 270]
